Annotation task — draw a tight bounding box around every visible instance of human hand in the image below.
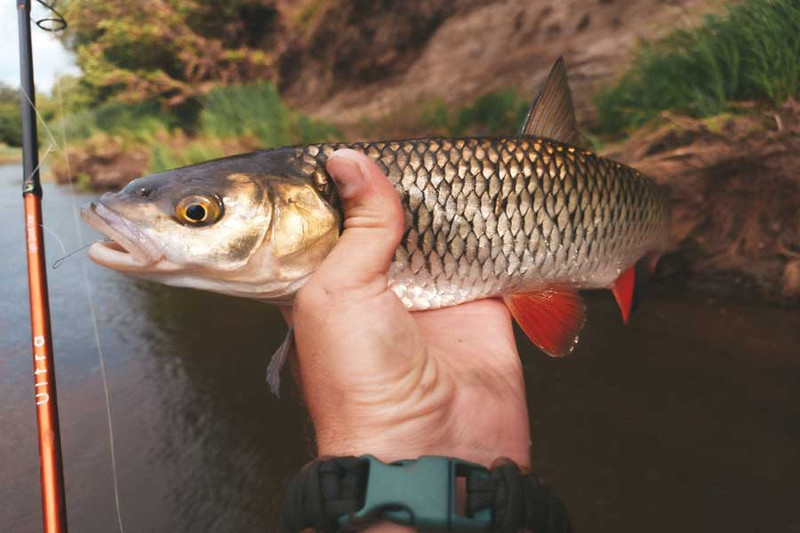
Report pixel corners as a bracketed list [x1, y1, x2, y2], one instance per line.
[290, 149, 531, 531]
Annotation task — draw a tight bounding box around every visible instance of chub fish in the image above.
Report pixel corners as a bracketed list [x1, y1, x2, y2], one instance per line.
[82, 59, 669, 393]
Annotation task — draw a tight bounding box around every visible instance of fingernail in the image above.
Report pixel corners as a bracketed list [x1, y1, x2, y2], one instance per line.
[327, 150, 365, 200]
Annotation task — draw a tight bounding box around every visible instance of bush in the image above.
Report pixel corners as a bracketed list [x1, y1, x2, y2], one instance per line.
[0, 84, 21, 147]
[453, 89, 530, 136]
[420, 88, 530, 137]
[149, 138, 225, 174]
[0, 106, 22, 147]
[201, 82, 340, 146]
[54, 81, 342, 180]
[595, 0, 800, 134]
[58, 100, 183, 142]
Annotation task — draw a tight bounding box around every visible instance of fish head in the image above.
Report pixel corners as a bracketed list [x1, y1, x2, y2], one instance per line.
[81, 150, 340, 301]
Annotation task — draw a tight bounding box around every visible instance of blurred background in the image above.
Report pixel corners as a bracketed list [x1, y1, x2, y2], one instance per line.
[1, 0, 798, 532]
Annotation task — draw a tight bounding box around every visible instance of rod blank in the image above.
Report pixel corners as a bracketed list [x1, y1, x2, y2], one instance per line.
[17, 0, 69, 531]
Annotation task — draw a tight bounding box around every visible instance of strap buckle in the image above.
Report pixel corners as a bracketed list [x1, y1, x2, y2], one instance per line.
[339, 455, 492, 531]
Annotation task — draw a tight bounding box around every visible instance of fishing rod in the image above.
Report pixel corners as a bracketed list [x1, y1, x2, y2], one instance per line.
[17, 0, 69, 531]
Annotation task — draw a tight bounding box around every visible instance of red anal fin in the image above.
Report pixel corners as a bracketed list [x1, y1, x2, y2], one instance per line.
[504, 287, 586, 357]
[612, 266, 636, 324]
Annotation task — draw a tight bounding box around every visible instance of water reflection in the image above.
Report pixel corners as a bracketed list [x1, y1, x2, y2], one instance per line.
[127, 282, 311, 530]
[1, 163, 798, 532]
[0, 164, 309, 532]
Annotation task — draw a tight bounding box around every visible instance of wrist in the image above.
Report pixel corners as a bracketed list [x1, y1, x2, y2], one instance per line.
[311, 368, 532, 470]
[314, 400, 532, 470]
[317, 434, 531, 471]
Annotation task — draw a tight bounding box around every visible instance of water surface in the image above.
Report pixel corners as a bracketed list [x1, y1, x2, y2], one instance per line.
[1, 164, 798, 532]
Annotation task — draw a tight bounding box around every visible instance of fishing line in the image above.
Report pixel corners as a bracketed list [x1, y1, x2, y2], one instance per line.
[17, 66, 101, 271]
[26, 141, 55, 184]
[53, 78, 127, 533]
[38, 220, 105, 271]
[51, 240, 110, 270]
[25, 5, 126, 527]
[37, 222, 67, 262]
[19, 0, 65, 184]
[22, 5, 123, 531]
[17, 86, 58, 185]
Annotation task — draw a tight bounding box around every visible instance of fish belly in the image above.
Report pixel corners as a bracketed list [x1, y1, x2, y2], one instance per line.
[306, 137, 667, 310]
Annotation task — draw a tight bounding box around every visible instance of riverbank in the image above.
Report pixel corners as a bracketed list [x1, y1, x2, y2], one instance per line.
[49, 132, 261, 190]
[39, 0, 800, 303]
[607, 100, 800, 301]
[46, 100, 800, 303]
[0, 144, 20, 164]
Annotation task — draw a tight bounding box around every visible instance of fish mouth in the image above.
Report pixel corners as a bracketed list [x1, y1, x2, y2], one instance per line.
[81, 202, 164, 271]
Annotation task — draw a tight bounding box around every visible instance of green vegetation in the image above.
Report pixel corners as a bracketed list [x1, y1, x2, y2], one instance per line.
[0, 84, 22, 147]
[149, 138, 227, 174]
[45, 0, 797, 184]
[60, 100, 183, 142]
[61, 0, 280, 106]
[1, 81, 65, 149]
[35, 0, 341, 181]
[201, 82, 339, 146]
[420, 88, 529, 137]
[595, 0, 800, 134]
[55, 80, 340, 175]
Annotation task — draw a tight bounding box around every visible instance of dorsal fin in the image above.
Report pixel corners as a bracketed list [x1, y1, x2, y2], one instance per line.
[520, 57, 582, 146]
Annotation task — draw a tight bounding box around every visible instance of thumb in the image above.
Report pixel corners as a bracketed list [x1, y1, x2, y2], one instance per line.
[317, 148, 404, 287]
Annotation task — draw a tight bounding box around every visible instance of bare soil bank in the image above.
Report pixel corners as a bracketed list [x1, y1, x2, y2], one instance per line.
[286, 0, 716, 130]
[52, 134, 149, 189]
[606, 100, 800, 300]
[53, 102, 800, 303]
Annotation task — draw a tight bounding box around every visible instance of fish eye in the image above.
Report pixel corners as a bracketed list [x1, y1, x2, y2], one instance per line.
[186, 204, 206, 221]
[175, 194, 223, 226]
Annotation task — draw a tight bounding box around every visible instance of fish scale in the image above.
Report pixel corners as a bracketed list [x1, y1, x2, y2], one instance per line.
[296, 136, 668, 310]
[81, 58, 671, 391]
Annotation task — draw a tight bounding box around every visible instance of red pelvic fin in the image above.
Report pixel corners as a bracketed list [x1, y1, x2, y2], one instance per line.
[504, 287, 586, 357]
[612, 266, 636, 324]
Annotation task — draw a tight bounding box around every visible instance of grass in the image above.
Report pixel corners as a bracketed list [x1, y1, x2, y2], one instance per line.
[418, 88, 530, 137]
[594, 0, 800, 135]
[59, 100, 184, 143]
[148, 137, 228, 174]
[55, 81, 341, 176]
[201, 82, 340, 146]
[57, 81, 340, 149]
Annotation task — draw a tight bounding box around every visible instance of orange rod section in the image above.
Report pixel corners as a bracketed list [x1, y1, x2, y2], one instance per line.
[24, 193, 68, 533]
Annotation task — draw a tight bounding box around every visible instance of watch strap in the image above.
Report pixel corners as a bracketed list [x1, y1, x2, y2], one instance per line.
[278, 455, 571, 532]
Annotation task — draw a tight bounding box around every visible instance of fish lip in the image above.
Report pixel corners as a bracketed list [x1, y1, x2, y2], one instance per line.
[81, 202, 164, 270]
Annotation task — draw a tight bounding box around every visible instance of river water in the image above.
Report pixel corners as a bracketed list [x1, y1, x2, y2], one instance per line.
[1, 163, 798, 532]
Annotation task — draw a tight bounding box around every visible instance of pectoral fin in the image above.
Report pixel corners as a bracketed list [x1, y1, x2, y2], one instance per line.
[266, 326, 294, 398]
[504, 287, 586, 357]
[520, 57, 582, 146]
